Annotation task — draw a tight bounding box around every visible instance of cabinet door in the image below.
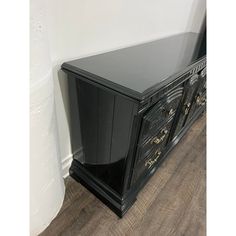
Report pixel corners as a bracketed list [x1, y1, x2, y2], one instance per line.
[186, 69, 206, 122]
[172, 74, 200, 139]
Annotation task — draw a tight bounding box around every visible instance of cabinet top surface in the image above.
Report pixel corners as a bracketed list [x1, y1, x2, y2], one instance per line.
[62, 33, 206, 100]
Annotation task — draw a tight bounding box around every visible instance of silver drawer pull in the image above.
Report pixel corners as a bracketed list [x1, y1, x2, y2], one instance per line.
[196, 95, 206, 106]
[184, 103, 191, 115]
[168, 108, 175, 116]
[145, 151, 161, 169]
[150, 129, 168, 145]
[162, 107, 175, 117]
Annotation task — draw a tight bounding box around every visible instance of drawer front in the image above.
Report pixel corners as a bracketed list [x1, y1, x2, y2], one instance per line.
[137, 118, 173, 162]
[132, 146, 164, 184]
[140, 86, 184, 142]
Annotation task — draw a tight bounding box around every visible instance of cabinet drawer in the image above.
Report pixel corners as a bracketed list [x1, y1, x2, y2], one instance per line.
[137, 118, 173, 162]
[132, 146, 164, 184]
[140, 86, 184, 142]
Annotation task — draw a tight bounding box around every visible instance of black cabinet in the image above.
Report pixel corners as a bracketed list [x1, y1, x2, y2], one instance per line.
[62, 33, 206, 217]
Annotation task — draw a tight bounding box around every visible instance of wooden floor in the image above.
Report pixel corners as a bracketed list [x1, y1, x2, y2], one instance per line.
[41, 114, 206, 236]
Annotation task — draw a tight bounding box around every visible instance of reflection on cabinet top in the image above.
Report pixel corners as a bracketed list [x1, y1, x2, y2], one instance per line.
[62, 32, 206, 100]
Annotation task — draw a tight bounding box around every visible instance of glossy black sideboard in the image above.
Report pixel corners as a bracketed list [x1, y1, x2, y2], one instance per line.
[62, 33, 206, 217]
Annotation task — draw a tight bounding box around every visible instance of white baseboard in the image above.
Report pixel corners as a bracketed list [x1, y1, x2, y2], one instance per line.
[61, 154, 73, 178]
[61, 148, 83, 178]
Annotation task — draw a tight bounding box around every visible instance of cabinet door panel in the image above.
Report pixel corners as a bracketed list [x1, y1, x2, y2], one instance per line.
[186, 73, 206, 121]
[172, 74, 200, 139]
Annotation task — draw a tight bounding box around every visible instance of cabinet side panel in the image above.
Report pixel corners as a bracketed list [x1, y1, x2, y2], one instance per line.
[110, 96, 134, 163]
[77, 79, 99, 164]
[77, 79, 117, 164]
[97, 89, 115, 164]
[71, 77, 138, 194]
[67, 76, 83, 156]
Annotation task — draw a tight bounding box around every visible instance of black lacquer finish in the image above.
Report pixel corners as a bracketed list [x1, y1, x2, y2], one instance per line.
[62, 32, 206, 217]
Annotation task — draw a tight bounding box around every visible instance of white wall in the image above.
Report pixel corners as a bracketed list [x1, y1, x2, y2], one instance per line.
[30, 0, 65, 235]
[45, 0, 206, 177]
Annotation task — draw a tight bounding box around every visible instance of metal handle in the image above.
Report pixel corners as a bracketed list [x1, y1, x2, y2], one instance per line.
[184, 103, 191, 115]
[162, 107, 175, 116]
[145, 151, 162, 169]
[168, 108, 175, 116]
[150, 129, 168, 145]
[196, 95, 206, 106]
[200, 68, 206, 77]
